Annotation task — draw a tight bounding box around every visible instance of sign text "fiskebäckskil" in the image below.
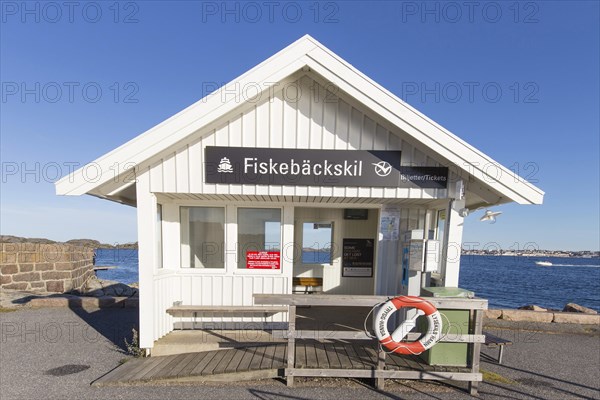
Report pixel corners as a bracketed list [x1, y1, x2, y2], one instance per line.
[204, 147, 448, 189]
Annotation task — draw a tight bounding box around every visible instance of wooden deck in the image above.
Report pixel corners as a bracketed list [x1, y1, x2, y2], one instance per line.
[93, 343, 471, 386]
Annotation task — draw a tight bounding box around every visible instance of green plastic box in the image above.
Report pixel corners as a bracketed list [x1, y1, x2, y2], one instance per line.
[417, 287, 474, 367]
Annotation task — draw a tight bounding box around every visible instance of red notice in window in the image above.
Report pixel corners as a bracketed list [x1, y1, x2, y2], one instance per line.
[246, 251, 280, 269]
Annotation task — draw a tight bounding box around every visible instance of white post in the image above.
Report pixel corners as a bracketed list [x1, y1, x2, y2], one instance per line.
[375, 206, 400, 296]
[421, 210, 432, 288]
[162, 203, 180, 269]
[441, 198, 465, 287]
[282, 205, 295, 295]
[136, 171, 156, 349]
[225, 205, 238, 275]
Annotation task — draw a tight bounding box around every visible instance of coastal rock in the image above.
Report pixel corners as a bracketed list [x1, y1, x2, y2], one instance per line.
[0, 235, 56, 244]
[0, 234, 118, 248]
[100, 279, 120, 288]
[105, 283, 135, 297]
[485, 309, 502, 319]
[562, 303, 598, 314]
[79, 277, 137, 298]
[88, 289, 105, 297]
[501, 309, 554, 323]
[85, 277, 104, 291]
[553, 312, 600, 324]
[518, 305, 547, 312]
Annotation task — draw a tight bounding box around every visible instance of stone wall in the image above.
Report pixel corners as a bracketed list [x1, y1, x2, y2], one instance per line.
[0, 243, 95, 293]
[485, 308, 600, 325]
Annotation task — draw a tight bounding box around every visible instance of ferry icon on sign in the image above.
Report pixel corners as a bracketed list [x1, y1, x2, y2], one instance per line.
[372, 161, 392, 177]
[217, 157, 234, 173]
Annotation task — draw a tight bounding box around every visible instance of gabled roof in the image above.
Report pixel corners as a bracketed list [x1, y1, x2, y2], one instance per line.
[55, 35, 544, 205]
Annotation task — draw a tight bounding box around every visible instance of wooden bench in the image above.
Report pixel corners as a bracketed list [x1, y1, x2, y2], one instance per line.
[483, 331, 513, 364]
[166, 304, 288, 329]
[292, 277, 323, 294]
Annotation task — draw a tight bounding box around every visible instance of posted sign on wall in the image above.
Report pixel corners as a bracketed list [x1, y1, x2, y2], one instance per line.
[246, 251, 281, 269]
[205, 146, 448, 189]
[342, 238, 374, 277]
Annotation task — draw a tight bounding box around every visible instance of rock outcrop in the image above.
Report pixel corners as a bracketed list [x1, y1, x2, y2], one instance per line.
[75, 276, 138, 298]
[518, 305, 548, 312]
[563, 303, 598, 314]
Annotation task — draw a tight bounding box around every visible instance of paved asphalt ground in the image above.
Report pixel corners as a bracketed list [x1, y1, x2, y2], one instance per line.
[0, 306, 598, 400]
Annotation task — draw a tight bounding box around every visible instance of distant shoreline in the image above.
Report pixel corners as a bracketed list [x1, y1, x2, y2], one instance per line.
[0, 235, 137, 250]
[2, 235, 598, 257]
[462, 252, 599, 258]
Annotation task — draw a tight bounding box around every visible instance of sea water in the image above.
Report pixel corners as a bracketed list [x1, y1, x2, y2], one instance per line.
[94, 248, 138, 285]
[459, 254, 600, 311]
[94, 249, 600, 311]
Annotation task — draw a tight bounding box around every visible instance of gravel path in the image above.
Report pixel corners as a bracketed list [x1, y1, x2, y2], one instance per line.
[1, 307, 598, 400]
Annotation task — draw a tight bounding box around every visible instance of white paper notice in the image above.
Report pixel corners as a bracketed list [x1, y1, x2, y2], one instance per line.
[380, 206, 400, 241]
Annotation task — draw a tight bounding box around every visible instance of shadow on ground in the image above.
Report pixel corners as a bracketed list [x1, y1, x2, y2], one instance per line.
[12, 287, 139, 352]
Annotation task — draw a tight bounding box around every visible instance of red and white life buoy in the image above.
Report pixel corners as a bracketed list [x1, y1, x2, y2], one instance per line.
[374, 296, 442, 355]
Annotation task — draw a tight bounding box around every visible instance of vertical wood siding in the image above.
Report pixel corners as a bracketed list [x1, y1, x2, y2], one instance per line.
[144, 76, 446, 344]
[147, 76, 444, 199]
[152, 274, 289, 341]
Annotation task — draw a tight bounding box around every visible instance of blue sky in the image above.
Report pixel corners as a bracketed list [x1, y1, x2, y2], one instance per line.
[1, 1, 598, 251]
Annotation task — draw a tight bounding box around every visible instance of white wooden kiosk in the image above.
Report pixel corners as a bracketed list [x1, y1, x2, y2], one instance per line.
[55, 36, 543, 358]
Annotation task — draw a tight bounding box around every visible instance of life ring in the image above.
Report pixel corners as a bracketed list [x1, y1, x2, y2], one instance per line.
[374, 296, 443, 355]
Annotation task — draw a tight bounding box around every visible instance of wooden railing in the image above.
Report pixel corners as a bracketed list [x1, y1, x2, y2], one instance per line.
[254, 294, 487, 395]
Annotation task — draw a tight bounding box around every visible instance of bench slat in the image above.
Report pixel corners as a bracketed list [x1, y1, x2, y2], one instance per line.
[484, 332, 513, 346]
[293, 278, 323, 286]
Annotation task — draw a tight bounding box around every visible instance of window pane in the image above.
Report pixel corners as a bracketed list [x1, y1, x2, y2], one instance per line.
[156, 204, 163, 269]
[237, 208, 281, 269]
[302, 222, 333, 264]
[180, 207, 224, 269]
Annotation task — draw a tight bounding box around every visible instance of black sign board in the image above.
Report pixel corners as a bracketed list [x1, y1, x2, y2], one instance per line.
[204, 146, 448, 189]
[342, 238, 374, 277]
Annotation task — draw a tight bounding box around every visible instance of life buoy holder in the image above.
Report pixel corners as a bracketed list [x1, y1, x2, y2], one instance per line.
[374, 296, 443, 355]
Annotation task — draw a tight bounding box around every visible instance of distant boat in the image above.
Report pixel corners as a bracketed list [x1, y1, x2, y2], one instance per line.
[535, 261, 553, 266]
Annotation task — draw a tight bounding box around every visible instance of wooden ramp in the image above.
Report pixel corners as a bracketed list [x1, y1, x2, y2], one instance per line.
[93, 344, 286, 386]
[93, 343, 470, 386]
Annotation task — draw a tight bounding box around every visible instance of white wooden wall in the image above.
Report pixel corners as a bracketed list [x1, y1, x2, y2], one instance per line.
[139, 75, 452, 347]
[146, 200, 295, 343]
[146, 75, 444, 200]
[152, 273, 291, 339]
